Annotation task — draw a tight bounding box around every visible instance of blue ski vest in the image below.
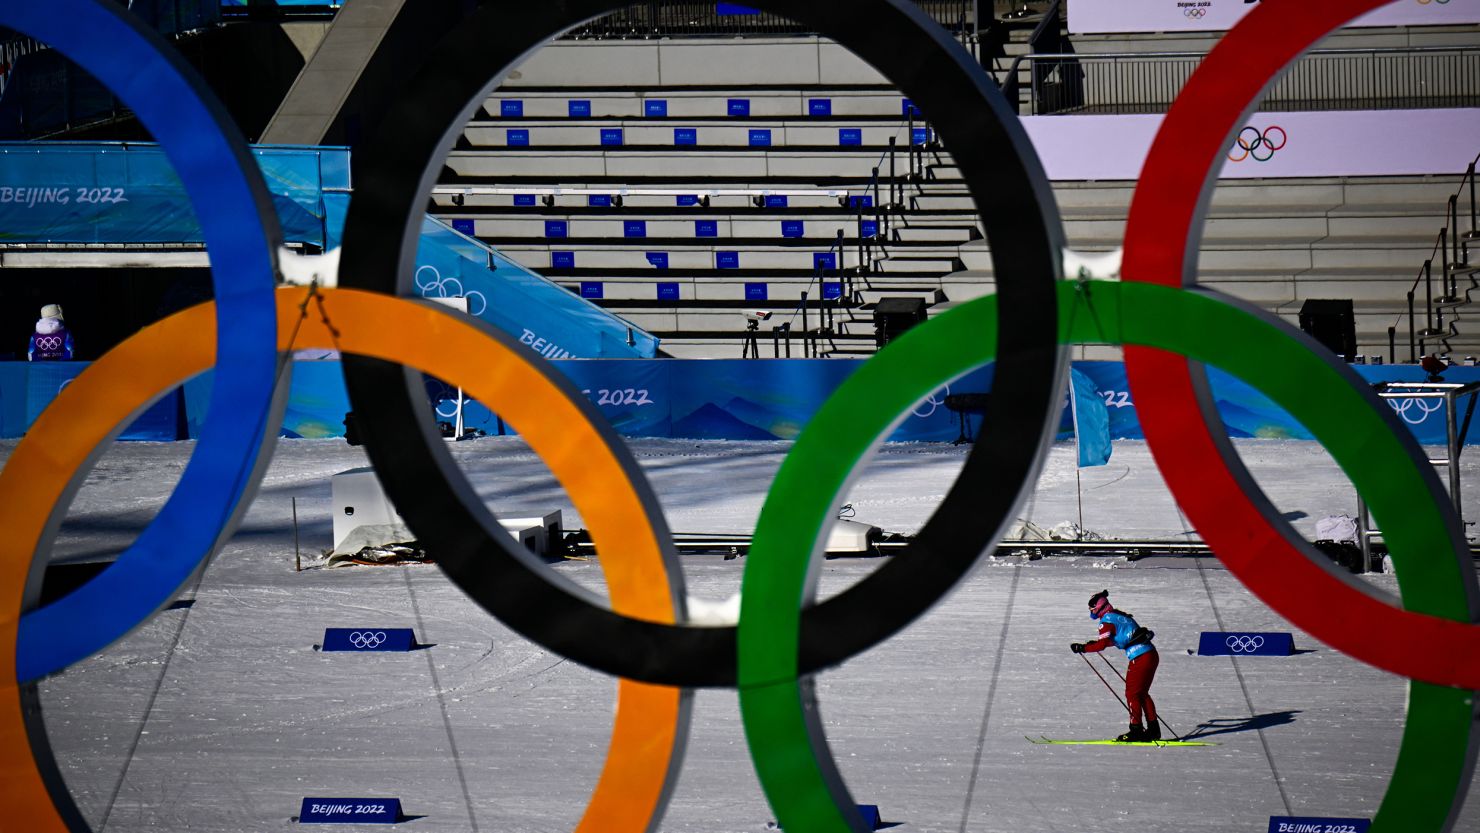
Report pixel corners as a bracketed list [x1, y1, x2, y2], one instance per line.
[1096, 610, 1154, 661]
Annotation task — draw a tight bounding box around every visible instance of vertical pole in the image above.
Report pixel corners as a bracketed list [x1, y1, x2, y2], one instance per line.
[1425, 258, 1435, 337]
[292, 496, 301, 572]
[1408, 290, 1417, 362]
[1357, 494, 1371, 574]
[454, 387, 465, 441]
[1388, 326, 1396, 366]
[1448, 389, 1462, 513]
[801, 289, 810, 356]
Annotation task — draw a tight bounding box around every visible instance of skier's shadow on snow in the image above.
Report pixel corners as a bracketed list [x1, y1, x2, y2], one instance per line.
[1182, 710, 1301, 740]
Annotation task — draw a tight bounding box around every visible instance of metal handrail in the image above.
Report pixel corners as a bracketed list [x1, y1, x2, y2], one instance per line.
[1006, 46, 1480, 115]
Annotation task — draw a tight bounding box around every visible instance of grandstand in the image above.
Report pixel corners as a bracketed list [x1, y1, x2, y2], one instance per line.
[1, 1, 1474, 363]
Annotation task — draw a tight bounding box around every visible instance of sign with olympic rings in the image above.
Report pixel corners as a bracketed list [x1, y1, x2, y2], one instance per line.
[0, 3, 1476, 833]
[1198, 631, 1294, 656]
[1069, 0, 1480, 34]
[322, 628, 415, 652]
[1227, 125, 1288, 163]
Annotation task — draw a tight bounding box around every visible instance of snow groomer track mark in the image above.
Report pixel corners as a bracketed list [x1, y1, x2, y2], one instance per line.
[0, 2, 1475, 833]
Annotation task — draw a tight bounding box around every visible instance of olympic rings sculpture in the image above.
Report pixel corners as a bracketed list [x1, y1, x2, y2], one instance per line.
[1, 1, 1476, 833]
[1226, 635, 1267, 653]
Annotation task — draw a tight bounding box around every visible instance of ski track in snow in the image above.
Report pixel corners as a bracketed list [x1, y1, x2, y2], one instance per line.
[1, 436, 1476, 832]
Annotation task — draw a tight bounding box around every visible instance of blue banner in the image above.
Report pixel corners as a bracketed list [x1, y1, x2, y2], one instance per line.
[0, 361, 179, 440]
[0, 142, 349, 248]
[407, 216, 660, 360]
[25, 359, 1480, 445]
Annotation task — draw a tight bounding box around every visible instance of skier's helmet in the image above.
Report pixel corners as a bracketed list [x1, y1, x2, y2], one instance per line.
[1088, 589, 1112, 619]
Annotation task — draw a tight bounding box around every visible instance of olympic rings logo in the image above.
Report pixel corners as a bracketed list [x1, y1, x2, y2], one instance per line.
[3, 2, 1477, 833]
[33, 336, 62, 351]
[1388, 396, 1444, 425]
[1183, 7, 1209, 19]
[1226, 634, 1266, 653]
[1227, 125, 1287, 163]
[414, 264, 489, 317]
[348, 631, 388, 649]
[911, 383, 950, 418]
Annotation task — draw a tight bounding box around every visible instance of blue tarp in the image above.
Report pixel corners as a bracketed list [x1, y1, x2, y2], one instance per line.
[0, 142, 348, 248]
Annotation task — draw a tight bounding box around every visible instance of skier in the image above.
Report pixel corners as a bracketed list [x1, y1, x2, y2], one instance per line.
[1070, 589, 1160, 742]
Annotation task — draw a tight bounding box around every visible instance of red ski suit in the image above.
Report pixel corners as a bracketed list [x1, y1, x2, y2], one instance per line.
[1083, 615, 1159, 727]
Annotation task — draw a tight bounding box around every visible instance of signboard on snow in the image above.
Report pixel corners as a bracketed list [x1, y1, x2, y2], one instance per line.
[1268, 817, 1370, 833]
[299, 798, 402, 824]
[1198, 632, 1294, 656]
[321, 628, 416, 652]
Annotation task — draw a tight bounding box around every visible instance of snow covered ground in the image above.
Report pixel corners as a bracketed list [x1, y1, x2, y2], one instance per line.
[12, 435, 1480, 832]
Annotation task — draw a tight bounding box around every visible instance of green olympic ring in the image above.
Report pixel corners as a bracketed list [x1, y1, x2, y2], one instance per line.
[739, 279, 1474, 832]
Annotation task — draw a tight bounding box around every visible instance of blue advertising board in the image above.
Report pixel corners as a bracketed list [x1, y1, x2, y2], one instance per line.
[645, 99, 668, 117]
[0, 142, 347, 248]
[728, 98, 751, 117]
[674, 128, 698, 146]
[500, 100, 523, 117]
[749, 129, 772, 147]
[600, 128, 623, 147]
[321, 629, 416, 652]
[450, 219, 474, 236]
[695, 220, 718, 237]
[568, 100, 591, 117]
[624, 220, 647, 238]
[814, 252, 838, 271]
[839, 128, 862, 146]
[580, 281, 604, 299]
[745, 282, 767, 300]
[551, 251, 576, 269]
[657, 282, 680, 300]
[299, 798, 402, 825]
[782, 220, 805, 238]
[717, 251, 741, 269]
[1198, 632, 1295, 656]
[506, 129, 529, 146]
[809, 98, 832, 117]
[764, 195, 789, 208]
[646, 252, 670, 269]
[514, 194, 537, 206]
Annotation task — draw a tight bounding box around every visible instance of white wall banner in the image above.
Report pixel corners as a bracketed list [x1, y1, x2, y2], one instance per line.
[1069, 0, 1480, 35]
[1021, 108, 1480, 180]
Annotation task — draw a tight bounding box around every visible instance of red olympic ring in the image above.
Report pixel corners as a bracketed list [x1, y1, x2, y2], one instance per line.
[1123, 0, 1480, 689]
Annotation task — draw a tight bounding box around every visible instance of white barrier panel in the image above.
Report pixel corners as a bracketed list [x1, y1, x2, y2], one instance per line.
[1022, 108, 1480, 180]
[1069, 0, 1480, 35]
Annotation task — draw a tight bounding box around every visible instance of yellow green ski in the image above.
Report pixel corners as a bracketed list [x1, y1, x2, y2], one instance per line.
[1026, 735, 1217, 747]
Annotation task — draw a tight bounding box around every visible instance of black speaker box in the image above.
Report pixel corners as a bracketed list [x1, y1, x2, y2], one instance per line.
[1298, 299, 1357, 360]
[873, 297, 928, 348]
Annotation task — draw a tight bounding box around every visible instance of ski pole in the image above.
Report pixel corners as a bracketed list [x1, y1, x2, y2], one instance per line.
[1096, 653, 1182, 740]
[1080, 652, 1131, 715]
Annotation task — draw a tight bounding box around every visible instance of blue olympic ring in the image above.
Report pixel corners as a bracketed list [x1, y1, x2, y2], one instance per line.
[7, 0, 284, 681]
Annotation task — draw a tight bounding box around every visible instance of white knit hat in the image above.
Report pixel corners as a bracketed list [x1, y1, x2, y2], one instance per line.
[40, 304, 62, 320]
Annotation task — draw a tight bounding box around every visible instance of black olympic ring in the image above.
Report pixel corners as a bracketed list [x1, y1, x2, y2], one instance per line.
[1226, 635, 1266, 653]
[337, 0, 1066, 688]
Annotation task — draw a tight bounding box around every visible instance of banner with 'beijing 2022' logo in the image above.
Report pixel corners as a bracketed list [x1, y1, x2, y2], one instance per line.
[1070, 0, 1480, 34]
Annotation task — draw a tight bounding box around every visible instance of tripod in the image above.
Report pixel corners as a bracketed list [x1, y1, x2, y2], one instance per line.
[741, 319, 761, 359]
